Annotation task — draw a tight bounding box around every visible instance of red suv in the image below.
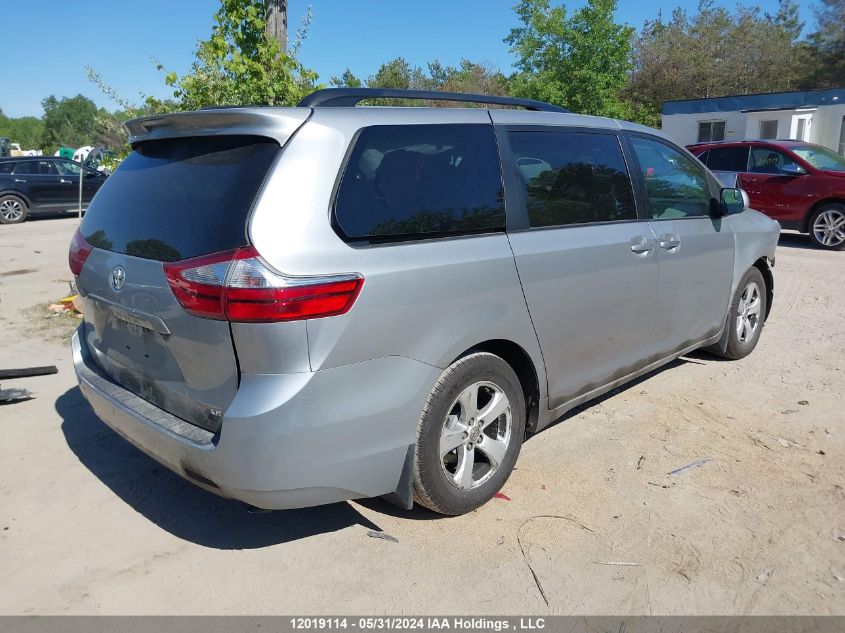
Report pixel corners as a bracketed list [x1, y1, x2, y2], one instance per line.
[687, 140, 845, 250]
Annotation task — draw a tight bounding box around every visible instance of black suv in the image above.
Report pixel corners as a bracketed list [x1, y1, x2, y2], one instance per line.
[0, 157, 108, 224]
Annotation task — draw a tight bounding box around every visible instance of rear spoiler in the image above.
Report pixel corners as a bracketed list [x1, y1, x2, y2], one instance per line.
[124, 108, 311, 146]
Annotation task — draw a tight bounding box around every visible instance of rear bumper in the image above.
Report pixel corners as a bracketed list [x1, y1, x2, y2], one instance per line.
[72, 328, 439, 509]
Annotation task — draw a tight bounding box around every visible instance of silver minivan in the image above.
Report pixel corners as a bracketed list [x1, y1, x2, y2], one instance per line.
[71, 88, 779, 515]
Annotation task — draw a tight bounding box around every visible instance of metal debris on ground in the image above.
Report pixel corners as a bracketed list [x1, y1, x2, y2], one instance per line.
[594, 561, 643, 567]
[0, 366, 58, 380]
[798, 400, 809, 405]
[494, 492, 511, 501]
[0, 387, 33, 404]
[636, 455, 645, 470]
[668, 458, 712, 476]
[367, 530, 398, 543]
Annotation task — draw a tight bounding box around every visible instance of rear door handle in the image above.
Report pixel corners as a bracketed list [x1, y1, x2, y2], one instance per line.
[659, 233, 681, 251]
[630, 236, 653, 255]
[13, 178, 26, 183]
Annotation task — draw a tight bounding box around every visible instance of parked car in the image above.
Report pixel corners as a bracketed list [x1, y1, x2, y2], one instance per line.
[687, 139, 845, 250]
[0, 156, 107, 224]
[70, 88, 779, 516]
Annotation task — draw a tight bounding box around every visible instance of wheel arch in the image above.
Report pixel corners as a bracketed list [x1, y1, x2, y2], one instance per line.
[0, 190, 32, 208]
[752, 257, 774, 321]
[802, 198, 845, 233]
[452, 339, 541, 433]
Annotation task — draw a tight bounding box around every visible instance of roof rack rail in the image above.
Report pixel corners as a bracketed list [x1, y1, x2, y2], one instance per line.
[298, 88, 570, 113]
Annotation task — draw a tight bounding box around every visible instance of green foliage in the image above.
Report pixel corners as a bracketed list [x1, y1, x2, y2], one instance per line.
[40, 94, 100, 153]
[627, 0, 809, 126]
[331, 68, 363, 88]
[0, 109, 44, 151]
[336, 57, 508, 107]
[800, 0, 845, 88]
[169, 0, 318, 108]
[505, 0, 634, 118]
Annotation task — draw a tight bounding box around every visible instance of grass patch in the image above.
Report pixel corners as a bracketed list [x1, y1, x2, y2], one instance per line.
[23, 303, 82, 342]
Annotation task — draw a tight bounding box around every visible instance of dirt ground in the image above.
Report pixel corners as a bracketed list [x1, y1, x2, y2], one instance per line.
[0, 215, 843, 615]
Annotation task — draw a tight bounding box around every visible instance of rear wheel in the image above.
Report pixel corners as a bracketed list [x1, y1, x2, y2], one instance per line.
[413, 352, 525, 515]
[808, 204, 845, 251]
[0, 195, 28, 224]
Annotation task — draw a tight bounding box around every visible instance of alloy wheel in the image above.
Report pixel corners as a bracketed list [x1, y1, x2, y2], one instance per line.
[0, 199, 23, 222]
[439, 380, 512, 490]
[736, 281, 762, 344]
[813, 209, 845, 248]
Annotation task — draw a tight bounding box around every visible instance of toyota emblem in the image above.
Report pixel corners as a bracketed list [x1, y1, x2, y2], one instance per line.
[111, 265, 126, 291]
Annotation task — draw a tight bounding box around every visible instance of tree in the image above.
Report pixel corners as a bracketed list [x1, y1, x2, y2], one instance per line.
[800, 0, 845, 88]
[438, 60, 509, 97]
[0, 109, 45, 151]
[165, 0, 317, 109]
[333, 58, 508, 106]
[368, 57, 414, 89]
[505, 0, 634, 118]
[264, 0, 287, 53]
[627, 0, 807, 127]
[40, 94, 100, 152]
[330, 68, 363, 88]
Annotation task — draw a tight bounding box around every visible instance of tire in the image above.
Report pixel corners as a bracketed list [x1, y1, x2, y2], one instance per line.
[808, 204, 845, 251]
[413, 352, 526, 515]
[713, 267, 768, 360]
[0, 195, 28, 224]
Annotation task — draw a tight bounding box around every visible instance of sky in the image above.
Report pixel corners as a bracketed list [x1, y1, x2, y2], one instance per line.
[0, 0, 818, 119]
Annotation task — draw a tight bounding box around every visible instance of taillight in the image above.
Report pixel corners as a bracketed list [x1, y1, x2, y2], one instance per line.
[69, 230, 93, 276]
[163, 246, 364, 323]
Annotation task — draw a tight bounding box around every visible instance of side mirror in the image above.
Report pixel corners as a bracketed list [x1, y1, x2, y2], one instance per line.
[780, 163, 806, 176]
[720, 187, 748, 215]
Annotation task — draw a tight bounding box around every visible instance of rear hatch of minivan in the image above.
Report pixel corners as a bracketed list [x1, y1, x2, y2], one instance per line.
[72, 110, 309, 433]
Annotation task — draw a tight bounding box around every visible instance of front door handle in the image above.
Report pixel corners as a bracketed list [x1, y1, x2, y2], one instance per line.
[13, 178, 26, 183]
[630, 236, 653, 255]
[659, 233, 681, 251]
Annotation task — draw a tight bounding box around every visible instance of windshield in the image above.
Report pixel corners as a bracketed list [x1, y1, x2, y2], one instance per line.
[791, 144, 845, 172]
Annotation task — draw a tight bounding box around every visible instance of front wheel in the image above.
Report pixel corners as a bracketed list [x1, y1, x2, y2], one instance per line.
[412, 352, 526, 515]
[713, 267, 768, 360]
[809, 204, 845, 250]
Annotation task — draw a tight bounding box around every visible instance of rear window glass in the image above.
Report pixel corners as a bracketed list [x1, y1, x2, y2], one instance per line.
[333, 124, 505, 243]
[0, 162, 15, 174]
[507, 130, 637, 228]
[81, 136, 279, 262]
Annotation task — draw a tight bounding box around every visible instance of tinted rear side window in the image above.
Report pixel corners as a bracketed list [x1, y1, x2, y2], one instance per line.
[507, 130, 637, 228]
[0, 162, 15, 174]
[81, 136, 279, 262]
[707, 146, 749, 172]
[15, 160, 56, 175]
[333, 124, 504, 243]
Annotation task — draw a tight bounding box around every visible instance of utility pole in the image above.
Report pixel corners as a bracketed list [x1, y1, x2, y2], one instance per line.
[265, 0, 288, 54]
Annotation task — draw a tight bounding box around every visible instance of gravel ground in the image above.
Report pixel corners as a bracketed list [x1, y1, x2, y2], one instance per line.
[0, 215, 842, 615]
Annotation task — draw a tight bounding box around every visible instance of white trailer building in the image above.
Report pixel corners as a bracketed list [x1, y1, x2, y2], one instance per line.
[661, 88, 845, 154]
